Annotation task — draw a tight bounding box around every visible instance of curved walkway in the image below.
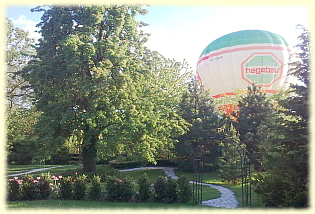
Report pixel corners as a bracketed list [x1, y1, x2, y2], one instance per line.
[119, 167, 239, 208]
[7, 165, 69, 177]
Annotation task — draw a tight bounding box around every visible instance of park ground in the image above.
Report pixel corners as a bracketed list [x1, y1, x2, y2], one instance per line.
[6, 163, 263, 209]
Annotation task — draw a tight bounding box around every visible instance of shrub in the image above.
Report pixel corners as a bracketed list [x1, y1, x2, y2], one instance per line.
[7, 177, 21, 201]
[109, 159, 146, 169]
[89, 175, 102, 201]
[106, 176, 134, 202]
[146, 159, 178, 167]
[166, 177, 178, 203]
[95, 166, 121, 182]
[254, 173, 308, 207]
[73, 174, 87, 200]
[153, 176, 168, 202]
[137, 173, 152, 202]
[177, 176, 192, 203]
[60, 176, 73, 200]
[21, 174, 38, 200]
[37, 173, 52, 199]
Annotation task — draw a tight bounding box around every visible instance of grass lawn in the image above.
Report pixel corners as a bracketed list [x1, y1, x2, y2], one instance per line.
[7, 164, 59, 175]
[7, 200, 223, 209]
[120, 169, 166, 183]
[174, 169, 263, 208]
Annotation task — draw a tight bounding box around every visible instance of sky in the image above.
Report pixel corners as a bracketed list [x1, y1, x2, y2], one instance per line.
[5, 4, 309, 71]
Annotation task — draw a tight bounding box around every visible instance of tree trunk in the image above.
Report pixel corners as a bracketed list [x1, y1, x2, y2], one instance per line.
[82, 136, 97, 172]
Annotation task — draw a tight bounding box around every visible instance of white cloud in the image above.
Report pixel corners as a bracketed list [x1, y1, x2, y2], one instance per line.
[10, 15, 41, 41]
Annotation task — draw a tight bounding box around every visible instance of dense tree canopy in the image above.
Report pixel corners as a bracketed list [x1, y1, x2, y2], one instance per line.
[232, 84, 271, 170]
[253, 25, 310, 207]
[21, 5, 190, 171]
[175, 77, 226, 172]
[5, 18, 40, 163]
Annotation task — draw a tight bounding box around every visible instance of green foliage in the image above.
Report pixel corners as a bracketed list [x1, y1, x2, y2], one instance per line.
[89, 175, 102, 201]
[109, 159, 146, 169]
[47, 146, 71, 165]
[106, 176, 135, 202]
[6, 105, 41, 164]
[175, 77, 225, 172]
[59, 176, 73, 200]
[166, 177, 178, 203]
[37, 173, 52, 199]
[232, 83, 271, 170]
[7, 178, 21, 201]
[137, 173, 152, 202]
[252, 25, 309, 208]
[22, 5, 190, 172]
[5, 18, 35, 109]
[254, 173, 307, 207]
[20, 174, 38, 200]
[153, 176, 168, 202]
[218, 151, 242, 184]
[153, 176, 178, 203]
[73, 174, 87, 200]
[177, 176, 192, 203]
[5, 18, 39, 163]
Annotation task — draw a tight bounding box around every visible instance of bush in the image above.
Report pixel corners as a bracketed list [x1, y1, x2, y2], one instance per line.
[153, 176, 168, 202]
[89, 175, 102, 201]
[254, 173, 308, 207]
[109, 159, 146, 169]
[94, 166, 121, 182]
[7, 177, 21, 201]
[73, 174, 87, 200]
[153, 176, 178, 203]
[177, 176, 192, 203]
[60, 176, 73, 200]
[37, 173, 52, 199]
[137, 173, 152, 202]
[146, 159, 178, 167]
[21, 174, 38, 200]
[166, 177, 178, 203]
[106, 176, 135, 202]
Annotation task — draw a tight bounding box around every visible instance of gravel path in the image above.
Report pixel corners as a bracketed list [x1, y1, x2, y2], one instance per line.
[8, 165, 69, 177]
[119, 166, 239, 208]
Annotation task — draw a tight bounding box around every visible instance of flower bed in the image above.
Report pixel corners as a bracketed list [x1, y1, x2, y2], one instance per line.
[7, 171, 192, 204]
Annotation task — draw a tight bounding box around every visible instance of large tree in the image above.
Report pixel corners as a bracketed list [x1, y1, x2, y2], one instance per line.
[5, 18, 35, 109]
[5, 18, 40, 163]
[21, 5, 189, 172]
[254, 25, 310, 207]
[232, 84, 272, 171]
[175, 77, 225, 172]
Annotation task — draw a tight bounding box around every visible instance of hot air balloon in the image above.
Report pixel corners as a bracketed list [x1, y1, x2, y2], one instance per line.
[196, 30, 296, 116]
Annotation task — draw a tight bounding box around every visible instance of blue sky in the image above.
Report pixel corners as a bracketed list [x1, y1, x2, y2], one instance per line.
[6, 5, 309, 71]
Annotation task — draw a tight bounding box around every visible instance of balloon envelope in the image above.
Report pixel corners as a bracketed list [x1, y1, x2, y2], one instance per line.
[196, 30, 296, 98]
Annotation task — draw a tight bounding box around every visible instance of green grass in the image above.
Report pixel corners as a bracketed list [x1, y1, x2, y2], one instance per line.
[7, 164, 82, 177]
[223, 184, 263, 208]
[7, 200, 219, 209]
[174, 169, 223, 184]
[120, 169, 166, 183]
[174, 169, 263, 208]
[7, 164, 59, 175]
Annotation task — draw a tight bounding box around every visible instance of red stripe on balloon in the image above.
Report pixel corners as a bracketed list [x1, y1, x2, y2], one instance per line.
[212, 90, 278, 98]
[197, 46, 291, 65]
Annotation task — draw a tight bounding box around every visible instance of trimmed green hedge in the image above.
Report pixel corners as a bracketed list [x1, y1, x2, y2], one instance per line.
[109, 160, 146, 169]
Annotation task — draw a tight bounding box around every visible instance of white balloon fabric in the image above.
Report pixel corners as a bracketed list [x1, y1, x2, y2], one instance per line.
[196, 30, 296, 99]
